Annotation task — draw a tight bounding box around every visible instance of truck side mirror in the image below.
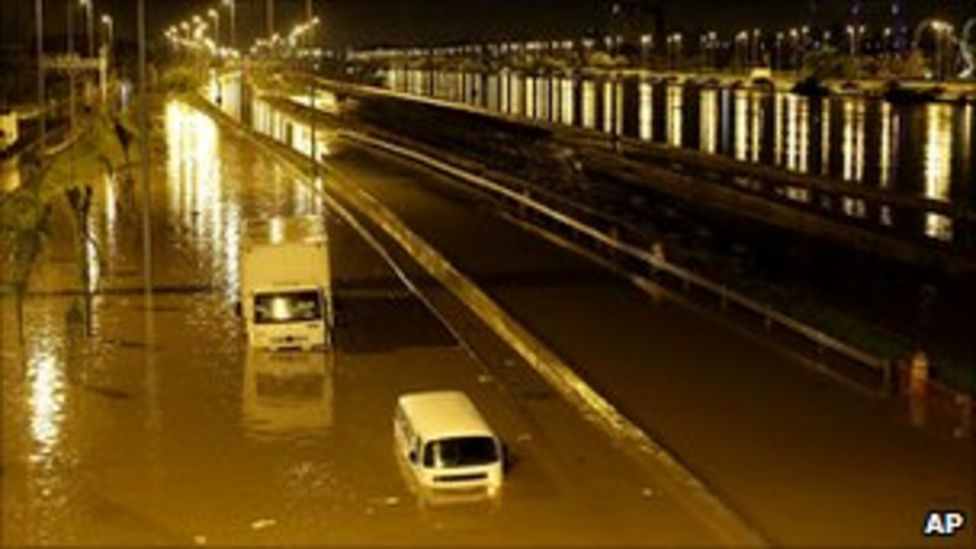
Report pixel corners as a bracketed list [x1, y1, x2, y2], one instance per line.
[233, 301, 242, 317]
[408, 449, 417, 464]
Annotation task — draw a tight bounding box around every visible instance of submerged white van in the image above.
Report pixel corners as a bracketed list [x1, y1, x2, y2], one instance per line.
[394, 391, 503, 492]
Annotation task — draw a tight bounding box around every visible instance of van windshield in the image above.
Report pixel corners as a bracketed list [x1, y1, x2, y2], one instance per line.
[425, 437, 499, 468]
[254, 291, 322, 324]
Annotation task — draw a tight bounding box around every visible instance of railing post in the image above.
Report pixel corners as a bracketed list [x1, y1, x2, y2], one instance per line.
[650, 241, 665, 276]
[908, 350, 929, 427]
[955, 394, 972, 439]
[880, 359, 892, 395]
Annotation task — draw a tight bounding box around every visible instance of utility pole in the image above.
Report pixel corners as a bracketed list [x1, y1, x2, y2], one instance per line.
[267, 0, 275, 38]
[84, 0, 94, 58]
[208, 8, 220, 51]
[36, 0, 46, 152]
[223, 0, 236, 50]
[67, 0, 76, 133]
[138, 0, 153, 304]
[306, 2, 318, 181]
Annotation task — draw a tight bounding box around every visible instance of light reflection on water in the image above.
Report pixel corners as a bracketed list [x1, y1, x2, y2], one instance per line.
[639, 81, 653, 142]
[22, 328, 78, 545]
[925, 103, 954, 241]
[666, 85, 682, 147]
[1, 160, 22, 192]
[748, 92, 762, 164]
[386, 69, 974, 243]
[28, 353, 66, 460]
[734, 90, 749, 161]
[242, 351, 334, 441]
[700, 89, 718, 155]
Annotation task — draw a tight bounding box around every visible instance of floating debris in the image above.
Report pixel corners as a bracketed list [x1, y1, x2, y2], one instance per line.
[250, 518, 277, 530]
[477, 374, 493, 384]
[192, 535, 207, 545]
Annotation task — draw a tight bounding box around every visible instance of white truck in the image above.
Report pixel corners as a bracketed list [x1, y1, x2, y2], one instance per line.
[240, 216, 333, 351]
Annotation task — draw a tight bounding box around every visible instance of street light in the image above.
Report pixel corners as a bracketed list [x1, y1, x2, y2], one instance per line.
[80, 0, 95, 58]
[208, 8, 220, 51]
[930, 21, 955, 80]
[223, 0, 237, 50]
[736, 30, 749, 69]
[101, 14, 113, 54]
[752, 28, 761, 67]
[666, 33, 682, 71]
[267, 0, 275, 38]
[790, 27, 800, 71]
[775, 31, 784, 71]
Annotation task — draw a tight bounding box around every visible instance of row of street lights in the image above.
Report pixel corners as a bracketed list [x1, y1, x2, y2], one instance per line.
[167, 1, 324, 62]
[165, 0, 237, 55]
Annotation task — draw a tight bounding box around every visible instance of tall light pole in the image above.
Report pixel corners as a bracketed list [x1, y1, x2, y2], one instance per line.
[932, 21, 954, 81]
[67, 0, 75, 132]
[80, 0, 94, 58]
[223, 0, 236, 50]
[102, 14, 113, 55]
[138, 0, 151, 293]
[208, 8, 220, 51]
[306, 14, 320, 178]
[35, 0, 45, 150]
[752, 29, 760, 67]
[736, 31, 748, 70]
[267, 0, 275, 38]
[776, 32, 784, 71]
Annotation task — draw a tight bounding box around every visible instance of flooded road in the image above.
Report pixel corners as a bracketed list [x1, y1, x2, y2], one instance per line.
[239, 105, 971, 545]
[2, 99, 725, 546]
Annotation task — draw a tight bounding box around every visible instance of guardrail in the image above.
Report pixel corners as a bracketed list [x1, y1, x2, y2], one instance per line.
[340, 129, 895, 393]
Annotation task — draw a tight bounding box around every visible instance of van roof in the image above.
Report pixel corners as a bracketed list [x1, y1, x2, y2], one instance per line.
[397, 391, 495, 441]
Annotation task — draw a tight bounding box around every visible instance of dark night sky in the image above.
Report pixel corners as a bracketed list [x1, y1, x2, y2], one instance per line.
[6, 0, 973, 50]
[146, 0, 975, 47]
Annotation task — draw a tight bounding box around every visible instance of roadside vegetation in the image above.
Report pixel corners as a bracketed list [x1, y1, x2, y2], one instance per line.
[1, 107, 140, 342]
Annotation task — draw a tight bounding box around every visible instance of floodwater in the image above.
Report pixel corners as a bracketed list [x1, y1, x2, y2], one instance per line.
[383, 68, 976, 244]
[1, 99, 723, 546]
[222, 88, 971, 545]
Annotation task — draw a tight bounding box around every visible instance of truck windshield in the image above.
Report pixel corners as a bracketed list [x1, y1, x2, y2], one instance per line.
[425, 437, 499, 468]
[254, 291, 322, 324]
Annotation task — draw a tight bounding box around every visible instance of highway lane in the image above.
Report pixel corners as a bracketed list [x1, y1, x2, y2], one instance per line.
[1, 99, 722, 546]
[319, 135, 975, 547]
